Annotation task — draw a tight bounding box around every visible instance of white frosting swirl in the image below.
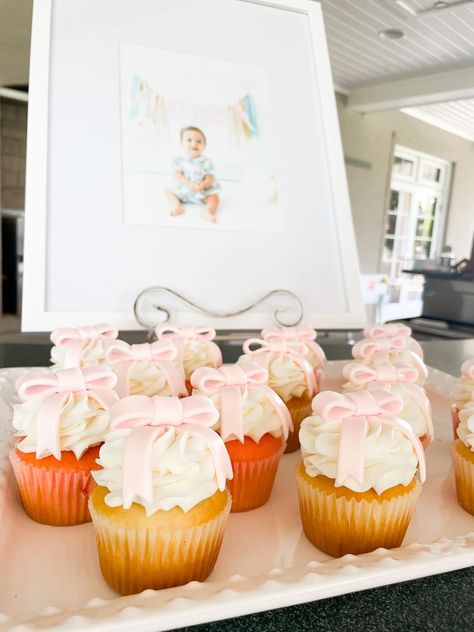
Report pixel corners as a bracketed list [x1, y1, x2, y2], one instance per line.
[455, 378, 474, 409]
[183, 340, 215, 379]
[457, 402, 474, 451]
[239, 354, 309, 402]
[342, 381, 430, 438]
[113, 361, 173, 396]
[50, 339, 107, 369]
[299, 414, 418, 495]
[12, 391, 115, 458]
[193, 386, 285, 442]
[93, 427, 221, 514]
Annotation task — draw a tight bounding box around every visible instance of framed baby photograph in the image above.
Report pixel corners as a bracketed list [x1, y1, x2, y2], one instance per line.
[22, 0, 365, 331]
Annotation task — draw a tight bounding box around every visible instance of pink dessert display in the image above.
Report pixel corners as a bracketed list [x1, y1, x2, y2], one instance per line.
[191, 360, 292, 511]
[10, 366, 118, 525]
[50, 323, 119, 369]
[104, 340, 187, 398]
[155, 326, 222, 393]
[260, 326, 326, 390]
[342, 361, 433, 448]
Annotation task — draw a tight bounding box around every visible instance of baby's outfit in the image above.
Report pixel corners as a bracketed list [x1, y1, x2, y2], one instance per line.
[172, 155, 221, 204]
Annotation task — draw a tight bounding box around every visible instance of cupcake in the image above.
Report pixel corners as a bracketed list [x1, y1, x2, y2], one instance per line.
[451, 400, 474, 515]
[342, 361, 433, 448]
[240, 338, 316, 453]
[351, 335, 427, 385]
[261, 326, 326, 390]
[155, 326, 222, 393]
[364, 323, 424, 358]
[89, 395, 233, 595]
[104, 339, 187, 398]
[50, 323, 118, 369]
[297, 388, 426, 556]
[9, 366, 118, 525]
[452, 360, 474, 435]
[191, 360, 291, 512]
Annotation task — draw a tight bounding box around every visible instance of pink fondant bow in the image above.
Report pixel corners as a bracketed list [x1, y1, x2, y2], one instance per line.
[364, 324, 412, 339]
[155, 326, 222, 368]
[109, 395, 233, 509]
[461, 359, 474, 381]
[16, 366, 118, 459]
[105, 340, 186, 398]
[50, 323, 118, 368]
[343, 362, 419, 385]
[243, 338, 316, 396]
[352, 335, 407, 360]
[261, 327, 326, 365]
[191, 362, 292, 442]
[312, 389, 426, 488]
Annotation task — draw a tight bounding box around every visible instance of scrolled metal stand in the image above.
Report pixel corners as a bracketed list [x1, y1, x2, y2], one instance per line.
[133, 287, 303, 334]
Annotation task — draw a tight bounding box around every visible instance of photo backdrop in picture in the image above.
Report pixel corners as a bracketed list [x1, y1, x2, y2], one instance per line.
[120, 45, 283, 232]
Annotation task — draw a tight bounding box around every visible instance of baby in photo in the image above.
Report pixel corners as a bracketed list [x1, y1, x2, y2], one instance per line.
[166, 126, 221, 223]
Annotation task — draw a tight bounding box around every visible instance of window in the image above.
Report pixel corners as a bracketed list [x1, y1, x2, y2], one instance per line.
[381, 146, 451, 280]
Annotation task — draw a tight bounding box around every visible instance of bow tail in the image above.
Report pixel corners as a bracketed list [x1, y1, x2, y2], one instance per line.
[306, 340, 326, 365]
[220, 386, 244, 442]
[255, 385, 293, 438]
[382, 416, 426, 483]
[335, 416, 367, 488]
[156, 360, 187, 397]
[295, 356, 317, 397]
[114, 361, 134, 397]
[36, 393, 69, 459]
[122, 426, 163, 509]
[207, 341, 223, 368]
[63, 340, 86, 368]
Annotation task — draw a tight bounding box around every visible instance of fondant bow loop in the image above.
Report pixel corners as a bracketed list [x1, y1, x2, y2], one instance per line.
[461, 359, 474, 381]
[313, 389, 403, 422]
[352, 335, 407, 359]
[16, 366, 117, 401]
[50, 323, 118, 346]
[343, 362, 419, 386]
[243, 338, 308, 357]
[111, 395, 232, 508]
[261, 327, 317, 342]
[155, 325, 216, 341]
[191, 362, 268, 392]
[105, 340, 177, 364]
[364, 324, 411, 339]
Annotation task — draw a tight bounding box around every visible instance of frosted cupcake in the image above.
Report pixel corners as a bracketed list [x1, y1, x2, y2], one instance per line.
[90, 395, 232, 594]
[50, 323, 118, 369]
[451, 401, 474, 515]
[452, 360, 474, 434]
[364, 323, 424, 358]
[297, 389, 425, 556]
[261, 326, 326, 390]
[10, 366, 118, 525]
[104, 339, 187, 398]
[191, 360, 291, 511]
[342, 361, 433, 448]
[352, 335, 427, 386]
[240, 338, 316, 453]
[155, 326, 222, 393]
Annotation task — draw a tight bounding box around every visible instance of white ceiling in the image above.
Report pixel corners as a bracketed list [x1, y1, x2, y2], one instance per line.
[1, 0, 474, 142]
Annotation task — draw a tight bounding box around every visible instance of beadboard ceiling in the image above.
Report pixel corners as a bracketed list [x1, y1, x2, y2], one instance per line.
[1, 0, 474, 141]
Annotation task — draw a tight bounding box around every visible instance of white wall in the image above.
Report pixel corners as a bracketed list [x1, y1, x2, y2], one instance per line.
[336, 93, 474, 272]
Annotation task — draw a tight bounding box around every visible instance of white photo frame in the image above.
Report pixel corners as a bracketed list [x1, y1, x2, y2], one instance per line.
[23, 0, 365, 331]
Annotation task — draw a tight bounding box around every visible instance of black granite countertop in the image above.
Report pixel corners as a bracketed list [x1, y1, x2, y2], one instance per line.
[2, 333, 474, 631]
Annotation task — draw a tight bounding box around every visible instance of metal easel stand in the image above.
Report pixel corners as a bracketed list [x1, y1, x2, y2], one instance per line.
[133, 287, 303, 339]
